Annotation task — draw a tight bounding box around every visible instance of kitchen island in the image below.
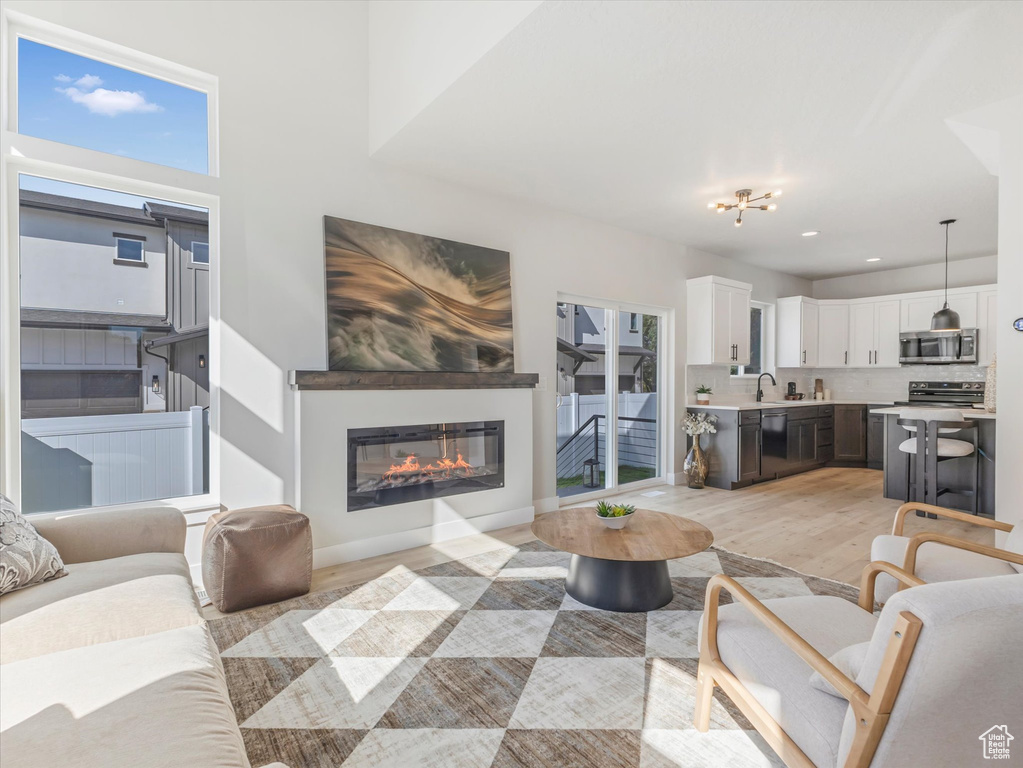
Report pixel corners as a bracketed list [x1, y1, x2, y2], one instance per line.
[870, 407, 996, 517]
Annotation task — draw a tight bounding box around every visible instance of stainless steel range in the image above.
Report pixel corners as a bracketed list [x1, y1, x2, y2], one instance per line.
[894, 380, 985, 408]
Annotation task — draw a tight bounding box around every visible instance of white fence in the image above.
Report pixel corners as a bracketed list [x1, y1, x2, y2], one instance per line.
[556, 392, 658, 470]
[21, 407, 207, 513]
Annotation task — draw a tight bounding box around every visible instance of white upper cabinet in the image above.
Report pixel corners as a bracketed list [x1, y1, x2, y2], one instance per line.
[686, 276, 752, 366]
[873, 300, 902, 367]
[848, 302, 875, 367]
[900, 289, 978, 331]
[817, 303, 850, 367]
[792, 297, 903, 369]
[978, 289, 998, 366]
[777, 296, 819, 367]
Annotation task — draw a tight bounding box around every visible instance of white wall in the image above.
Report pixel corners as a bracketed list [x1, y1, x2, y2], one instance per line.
[812, 254, 997, 300]
[5, 1, 810, 561]
[368, 0, 542, 152]
[19, 207, 166, 314]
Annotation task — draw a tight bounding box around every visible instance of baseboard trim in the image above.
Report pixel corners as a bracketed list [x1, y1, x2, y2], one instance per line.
[533, 496, 559, 514]
[312, 504, 535, 569]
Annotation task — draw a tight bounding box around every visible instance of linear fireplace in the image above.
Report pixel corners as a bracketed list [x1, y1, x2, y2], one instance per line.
[347, 420, 505, 511]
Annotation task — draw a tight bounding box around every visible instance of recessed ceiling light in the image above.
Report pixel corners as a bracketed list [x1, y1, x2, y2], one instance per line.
[801, 231, 819, 237]
[866, 257, 882, 262]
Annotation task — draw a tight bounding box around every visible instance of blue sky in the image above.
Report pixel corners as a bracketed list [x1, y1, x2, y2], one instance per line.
[18, 38, 208, 174]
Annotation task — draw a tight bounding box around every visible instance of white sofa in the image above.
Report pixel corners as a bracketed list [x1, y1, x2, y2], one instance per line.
[0, 506, 282, 768]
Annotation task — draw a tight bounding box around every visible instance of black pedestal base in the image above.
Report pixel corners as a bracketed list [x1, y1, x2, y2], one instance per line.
[565, 554, 673, 612]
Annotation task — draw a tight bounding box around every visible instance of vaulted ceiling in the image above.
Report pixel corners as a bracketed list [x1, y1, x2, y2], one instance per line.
[369, 0, 1023, 280]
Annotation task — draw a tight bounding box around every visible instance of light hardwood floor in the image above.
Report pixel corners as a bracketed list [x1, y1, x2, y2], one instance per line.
[202, 467, 993, 619]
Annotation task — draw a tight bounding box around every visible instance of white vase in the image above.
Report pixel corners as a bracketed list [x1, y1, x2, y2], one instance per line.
[985, 355, 996, 413]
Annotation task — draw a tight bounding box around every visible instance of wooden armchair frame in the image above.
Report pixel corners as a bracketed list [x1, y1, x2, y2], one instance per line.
[695, 565, 923, 768]
[891, 502, 1019, 593]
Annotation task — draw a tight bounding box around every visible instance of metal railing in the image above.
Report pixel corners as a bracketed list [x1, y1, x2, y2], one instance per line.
[555, 414, 656, 484]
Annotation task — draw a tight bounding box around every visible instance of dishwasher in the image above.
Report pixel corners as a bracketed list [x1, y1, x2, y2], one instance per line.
[760, 409, 788, 479]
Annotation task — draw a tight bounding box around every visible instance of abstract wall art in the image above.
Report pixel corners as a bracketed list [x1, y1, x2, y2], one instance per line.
[323, 216, 515, 372]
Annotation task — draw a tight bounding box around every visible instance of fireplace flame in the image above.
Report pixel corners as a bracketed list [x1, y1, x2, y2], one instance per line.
[382, 453, 476, 483]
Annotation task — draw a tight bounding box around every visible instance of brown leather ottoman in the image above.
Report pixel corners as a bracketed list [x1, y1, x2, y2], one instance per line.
[202, 504, 312, 613]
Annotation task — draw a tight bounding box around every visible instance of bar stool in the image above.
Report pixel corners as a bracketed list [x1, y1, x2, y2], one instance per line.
[897, 407, 979, 517]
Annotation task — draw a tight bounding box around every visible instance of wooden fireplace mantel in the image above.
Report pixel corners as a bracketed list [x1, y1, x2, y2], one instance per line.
[289, 370, 540, 391]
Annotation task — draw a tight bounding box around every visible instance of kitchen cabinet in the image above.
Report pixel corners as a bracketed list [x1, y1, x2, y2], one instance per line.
[738, 412, 762, 483]
[776, 296, 819, 367]
[874, 301, 901, 366]
[833, 405, 867, 462]
[686, 276, 752, 365]
[688, 403, 884, 489]
[787, 409, 818, 465]
[848, 300, 900, 367]
[817, 303, 850, 367]
[978, 289, 998, 366]
[867, 410, 885, 470]
[900, 290, 978, 332]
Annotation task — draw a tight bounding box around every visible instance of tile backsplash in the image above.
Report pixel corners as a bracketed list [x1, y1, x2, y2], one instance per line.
[687, 364, 987, 405]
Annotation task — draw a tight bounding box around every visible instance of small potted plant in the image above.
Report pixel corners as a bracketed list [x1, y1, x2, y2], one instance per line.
[595, 500, 636, 529]
[695, 385, 712, 405]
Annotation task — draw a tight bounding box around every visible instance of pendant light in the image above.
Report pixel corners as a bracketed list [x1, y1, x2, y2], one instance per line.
[930, 218, 961, 332]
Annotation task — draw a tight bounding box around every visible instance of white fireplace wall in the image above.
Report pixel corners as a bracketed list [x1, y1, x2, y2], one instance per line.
[299, 388, 533, 566]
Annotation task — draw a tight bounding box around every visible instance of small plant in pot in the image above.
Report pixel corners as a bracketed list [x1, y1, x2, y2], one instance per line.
[695, 385, 712, 405]
[595, 500, 636, 529]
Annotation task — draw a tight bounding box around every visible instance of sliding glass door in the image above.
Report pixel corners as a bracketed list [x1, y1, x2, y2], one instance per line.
[555, 299, 663, 499]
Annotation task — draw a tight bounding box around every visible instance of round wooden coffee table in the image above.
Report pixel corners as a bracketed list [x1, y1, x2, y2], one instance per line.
[531, 507, 714, 612]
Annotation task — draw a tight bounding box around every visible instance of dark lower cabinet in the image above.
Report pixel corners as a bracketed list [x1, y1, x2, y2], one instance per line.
[867, 411, 885, 469]
[738, 422, 761, 482]
[833, 405, 867, 462]
[798, 421, 817, 464]
[687, 403, 881, 491]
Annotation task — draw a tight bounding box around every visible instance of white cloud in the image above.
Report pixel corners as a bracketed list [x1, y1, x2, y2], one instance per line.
[53, 74, 72, 83]
[74, 74, 104, 89]
[57, 87, 162, 117]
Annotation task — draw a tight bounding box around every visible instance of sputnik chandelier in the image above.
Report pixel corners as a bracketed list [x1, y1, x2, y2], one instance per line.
[708, 188, 782, 227]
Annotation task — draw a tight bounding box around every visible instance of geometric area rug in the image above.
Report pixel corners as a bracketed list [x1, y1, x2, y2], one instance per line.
[207, 542, 859, 768]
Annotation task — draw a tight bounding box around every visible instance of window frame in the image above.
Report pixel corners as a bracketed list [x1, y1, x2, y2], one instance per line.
[4, 11, 219, 177]
[1, 10, 221, 516]
[730, 300, 775, 378]
[114, 234, 146, 264]
[190, 240, 209, 264]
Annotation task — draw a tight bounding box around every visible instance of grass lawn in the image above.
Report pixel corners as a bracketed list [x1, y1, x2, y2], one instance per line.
[556, 464, 656, 489]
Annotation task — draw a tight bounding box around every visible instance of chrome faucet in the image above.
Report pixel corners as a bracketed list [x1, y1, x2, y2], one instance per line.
[756, 372, 777, 402]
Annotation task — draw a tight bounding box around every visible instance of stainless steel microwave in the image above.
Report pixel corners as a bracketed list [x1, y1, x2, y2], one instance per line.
[899, 328, 978, 365]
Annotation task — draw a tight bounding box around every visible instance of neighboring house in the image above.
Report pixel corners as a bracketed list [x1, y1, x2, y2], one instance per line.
[19, 190, 210, 418]
[556, 303, 655, 396]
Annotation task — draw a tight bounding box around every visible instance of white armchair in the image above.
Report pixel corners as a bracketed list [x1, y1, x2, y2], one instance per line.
[695, 564, 1023, 767]
[870, 502, 1022, 604]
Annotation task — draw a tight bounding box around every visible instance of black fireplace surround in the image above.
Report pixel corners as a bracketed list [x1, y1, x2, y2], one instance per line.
[347, 420, 505, 511]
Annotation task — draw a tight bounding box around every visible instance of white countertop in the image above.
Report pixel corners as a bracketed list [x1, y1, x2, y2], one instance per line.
[688, 400, 895, 412]
[870, 406, 996, 420]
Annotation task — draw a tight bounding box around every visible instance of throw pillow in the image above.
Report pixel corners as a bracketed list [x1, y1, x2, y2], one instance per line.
[0, 493, 67, 596]
[809, 641, 871, 698]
